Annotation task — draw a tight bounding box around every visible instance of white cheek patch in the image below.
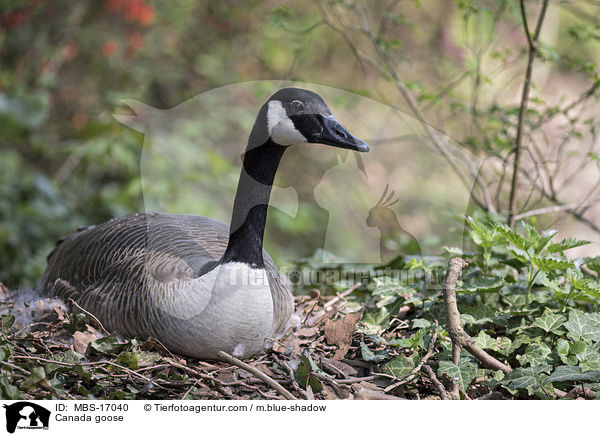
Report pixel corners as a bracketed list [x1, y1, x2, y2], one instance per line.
[267, 100, 307, 145]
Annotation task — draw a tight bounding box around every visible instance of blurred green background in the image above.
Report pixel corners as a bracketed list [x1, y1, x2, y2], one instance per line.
[1, 0, 599, 287]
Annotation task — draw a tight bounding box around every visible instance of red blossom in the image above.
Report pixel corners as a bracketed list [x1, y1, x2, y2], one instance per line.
[101, 39, 119, 58]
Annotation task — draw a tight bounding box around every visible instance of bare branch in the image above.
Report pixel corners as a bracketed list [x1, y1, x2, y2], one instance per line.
[422, 364, 449, 400]
[508, 0, 550, 226]
[216, 351, 297, 400]
[514, 198, 600, 221]
[443, 258, 513, 374]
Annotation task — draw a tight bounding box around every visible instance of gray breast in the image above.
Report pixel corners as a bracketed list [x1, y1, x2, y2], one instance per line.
[38, 212, 293, 357]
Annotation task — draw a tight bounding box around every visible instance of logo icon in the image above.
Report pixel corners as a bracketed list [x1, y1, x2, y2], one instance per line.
[3, 402, 50, 433]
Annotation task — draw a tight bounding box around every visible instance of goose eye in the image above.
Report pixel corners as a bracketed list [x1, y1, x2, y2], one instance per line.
[290, 100, 304, 112]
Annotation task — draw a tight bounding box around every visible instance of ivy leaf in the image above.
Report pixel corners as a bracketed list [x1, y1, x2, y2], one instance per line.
[460, 306, 496, 325]
[360, 342, 390, 363]
[517, 342, 552, 367]
[44, 350, 82, 375]
[0, 376, 24, 400]
[360, 307, 391, 335]
[384, 353, 420, 379]
[294, 354, 323, 393]
[117, 351, 141, 369]
[371, 277, 409, 297]
[0, 315, 15, 335]
[532, 310, 566, 333]
[546, 366, 600, 383]
[460, 277, 505, 293]
[563, 310, 600, 342]
[473, 331, 511, 354]
[22, 366, 49, 390]
[437, 360, 478, 393]
[474, 331, 496, 350]
[90, 334, 128, 355]
[580, 350, 600, 372]
[501, 366, 549, 391]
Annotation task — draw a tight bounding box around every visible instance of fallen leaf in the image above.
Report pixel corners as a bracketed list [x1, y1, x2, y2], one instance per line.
[296, 327, 319, 337]
[320, 357, 358, 377]
[72, 330, 96, 354]
[354, 388, 403, 400]
[324, 308, 364, 359]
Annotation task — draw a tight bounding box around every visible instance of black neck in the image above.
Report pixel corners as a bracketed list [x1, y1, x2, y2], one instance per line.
[222, 139, 286, 267]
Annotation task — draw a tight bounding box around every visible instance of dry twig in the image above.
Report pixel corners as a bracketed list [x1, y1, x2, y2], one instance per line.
[384, 320, 440, 392]
[508, 0, 550, 226]
[443, 258, 512, 374]
[422, 364, 449, 400]
[68, 298, 109, 335]
[217, 351, 297, 400]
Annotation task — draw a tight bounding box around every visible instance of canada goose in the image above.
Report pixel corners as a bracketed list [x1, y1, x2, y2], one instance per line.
[39, 88, 369, 360]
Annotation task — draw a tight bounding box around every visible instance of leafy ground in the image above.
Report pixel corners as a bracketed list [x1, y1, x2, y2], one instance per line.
[0, 217, 599, 400]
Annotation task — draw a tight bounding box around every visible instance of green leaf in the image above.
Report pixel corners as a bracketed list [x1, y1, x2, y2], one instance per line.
[267, 5, 292, 27]
[444, 246, 464, 255]
[501, 366, 547, 391]
[563, 310, 600, 342]
[461, 277, 505, 293]
[531, 257, 574, 272]
[532, 310, 566, 333]
[571, 340, 587, 355]
[90, 334, 129, 355]
[472, 331, 511, 355]
[460, 305, 496, 325]
[505, 245, 529, 264]
[546, 366, 600, 383]
[580, 350, 600, 372]
[0, 376, 24, 400]
[547, 238, 590, 253]
[22, 366, 48, 390]
[570, 272, 600, 300]
[531, 228, 558, 255]
[360, 307, 391, 335]
[411, 319, 431, 329]
[0, 315, 15, 335]
[294, 354, 323, 393]
[539, 272, 568, 297]
[384, 353, 420, 379]
[474, 331, 496, 350]
[517, 342, 552, 367]
[360, 342, 390, 363]
[371, 277, 409, 297]
[556, 339, 573, 365]
[117, 351, 141, 369]
[44, 350, 82, 374]
[437, 360, 478, 393]
[492, 223, 529, 250]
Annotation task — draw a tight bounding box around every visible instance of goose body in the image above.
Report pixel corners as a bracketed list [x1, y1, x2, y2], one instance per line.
[39, 88, 368, 360]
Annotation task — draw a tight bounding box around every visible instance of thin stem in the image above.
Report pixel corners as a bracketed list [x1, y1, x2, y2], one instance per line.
[526, 268, 541, 305]
[508, 0, 550, 226]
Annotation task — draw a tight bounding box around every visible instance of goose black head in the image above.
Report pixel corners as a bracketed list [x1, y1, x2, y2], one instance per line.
[249, 88, 369, 153]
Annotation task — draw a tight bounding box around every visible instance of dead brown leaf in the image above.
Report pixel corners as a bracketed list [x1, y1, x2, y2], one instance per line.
[296, 327, 319, 337]
[320, 357, 358, 377]
[324, 308, 364, 360]
[72, 330, 96, 354]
